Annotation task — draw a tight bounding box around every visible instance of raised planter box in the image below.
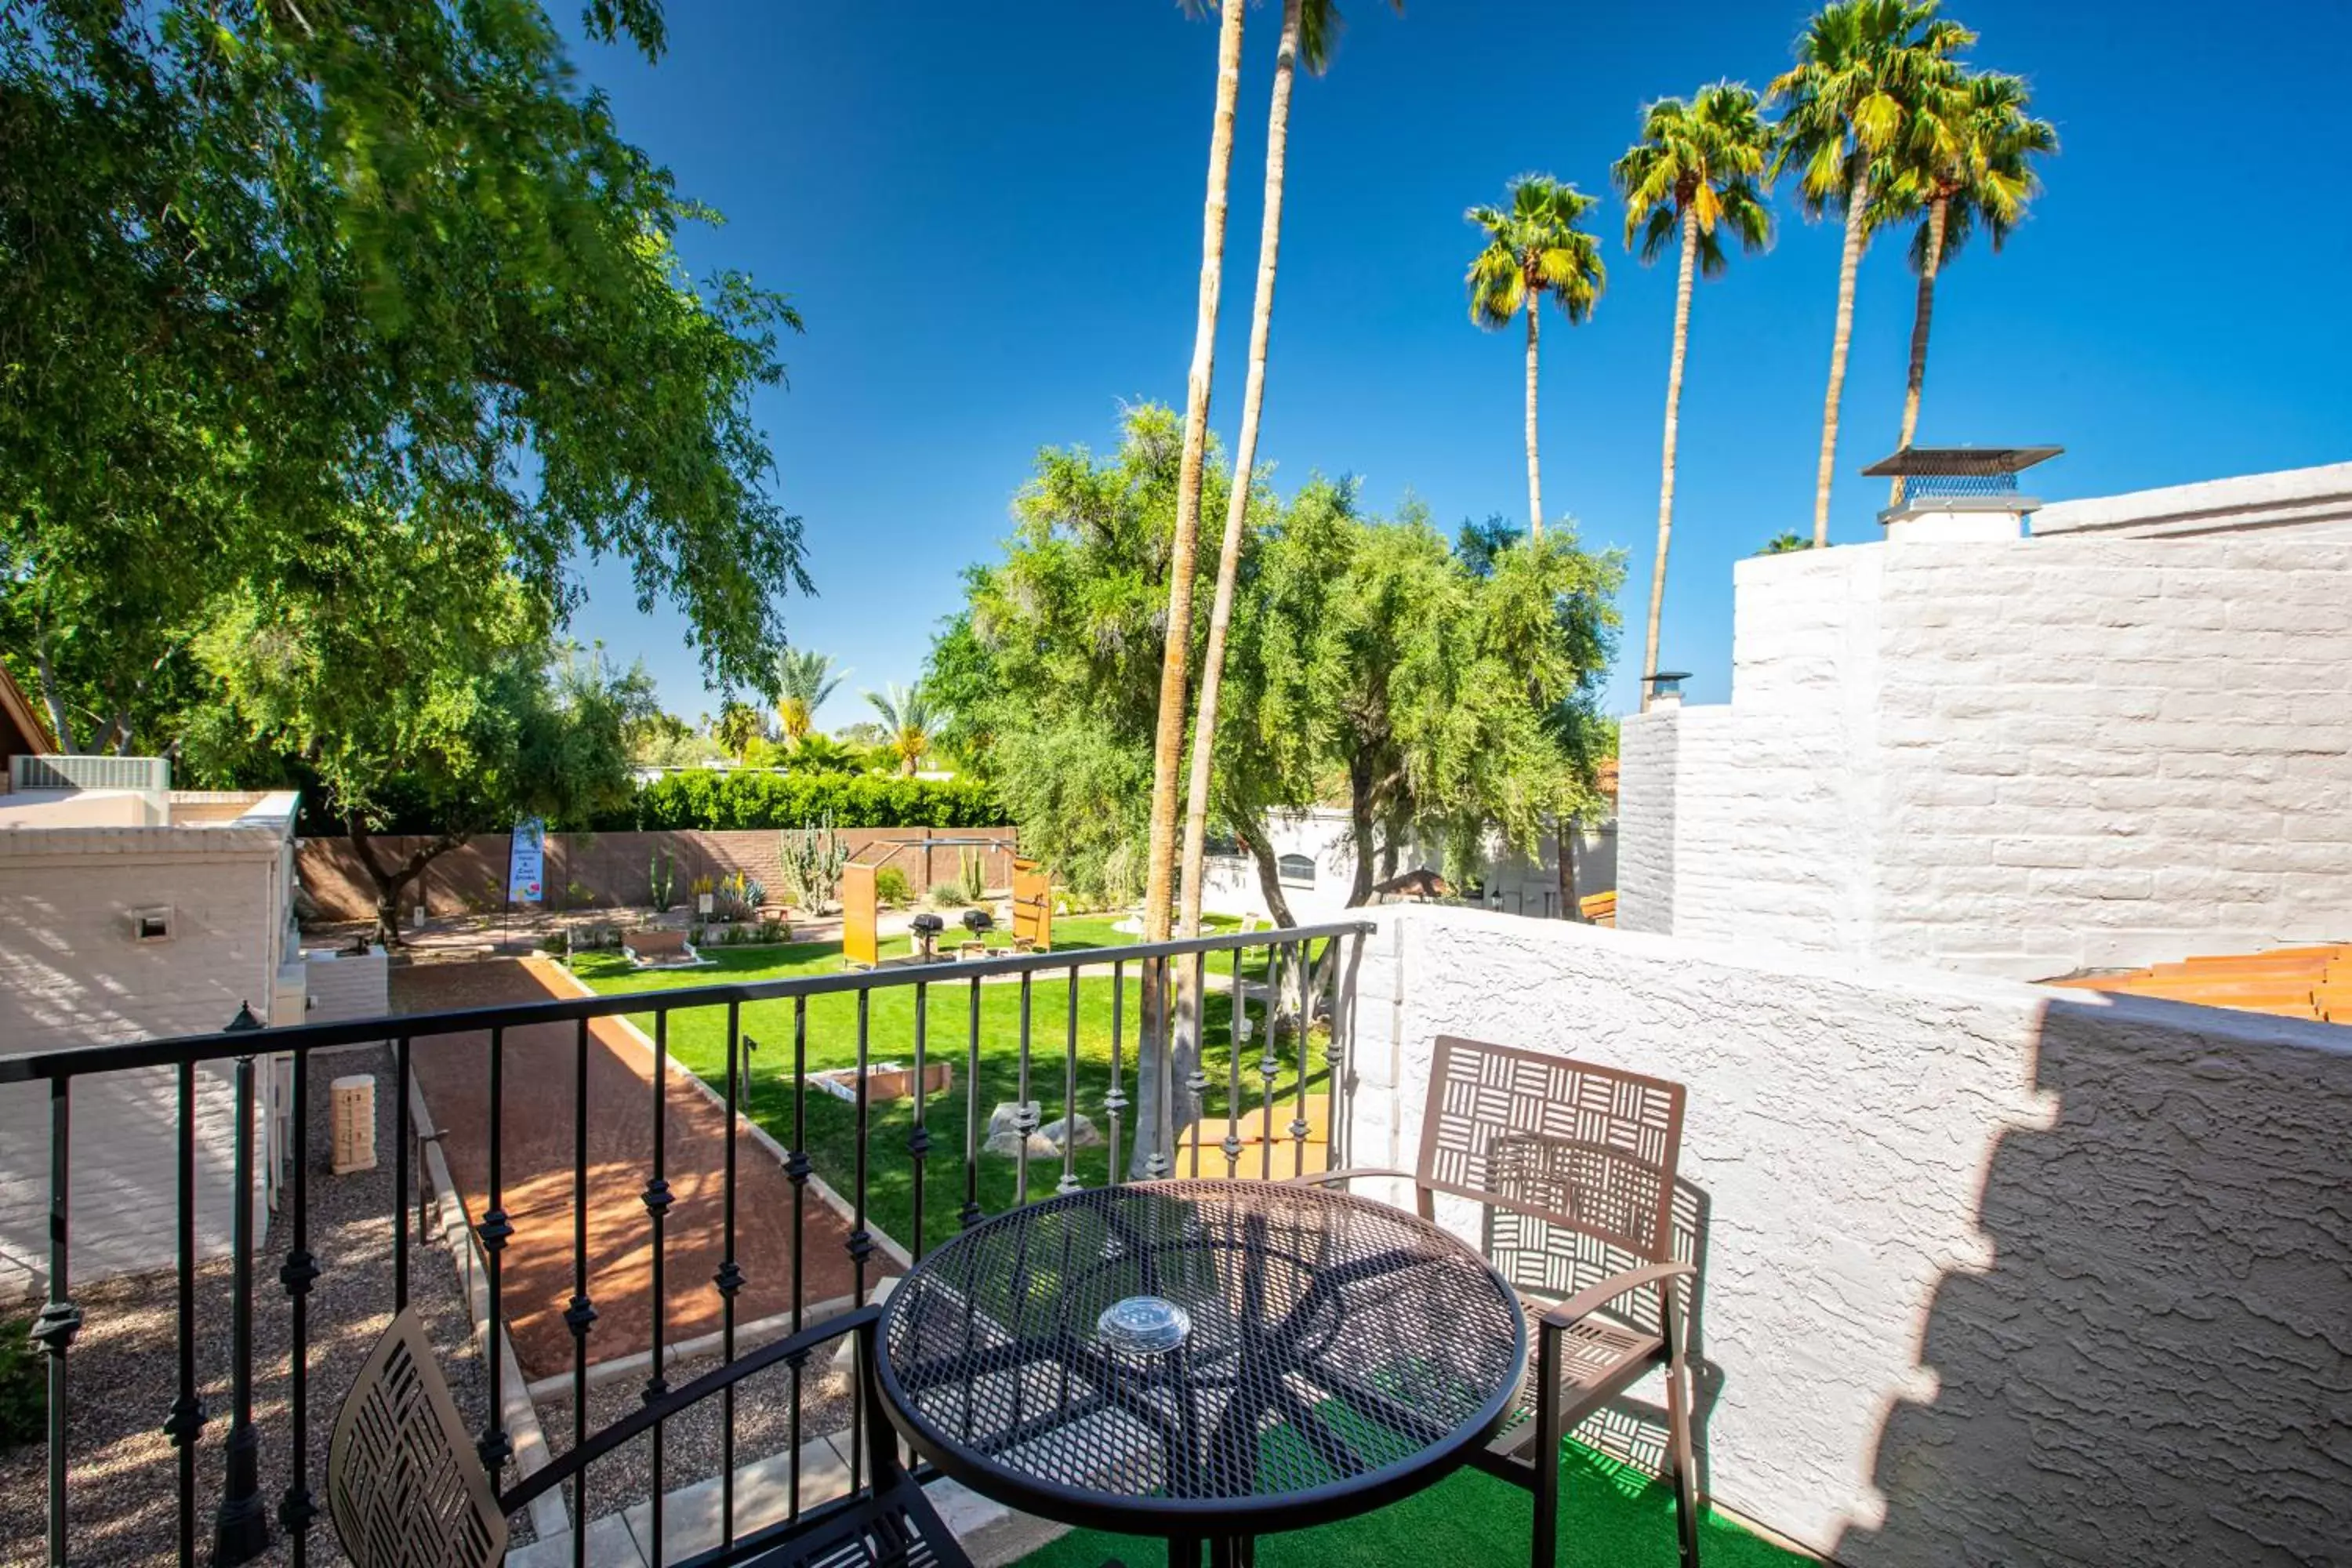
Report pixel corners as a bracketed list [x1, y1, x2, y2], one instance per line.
[809, 1061, 953, 1104]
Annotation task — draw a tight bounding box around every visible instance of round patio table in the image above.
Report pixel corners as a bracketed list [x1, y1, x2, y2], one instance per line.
[873, 1178, 1526, 1568]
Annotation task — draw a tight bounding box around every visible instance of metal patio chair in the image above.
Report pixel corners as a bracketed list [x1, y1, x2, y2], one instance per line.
[328, 1305, 971, 1568]
[1296, 1035, 1701, 1568]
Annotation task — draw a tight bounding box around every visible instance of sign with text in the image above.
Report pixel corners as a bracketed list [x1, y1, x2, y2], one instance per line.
[507, 817, 546, 905]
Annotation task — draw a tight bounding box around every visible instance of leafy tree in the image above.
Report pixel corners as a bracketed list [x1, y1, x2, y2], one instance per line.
[1769, 0, 1973, 544]
[0, 1, 808, 755]
[1876, 69, 2055, 501]
[1179, 0, 1402, 947]
[189, 556, 652, 942]
[1614, 83, 1773, 713]
[1465, 176, 1606, 541]
[865, 683, 947, 776]
[713, 701, 768, 761]
[775, 648, 847, 742]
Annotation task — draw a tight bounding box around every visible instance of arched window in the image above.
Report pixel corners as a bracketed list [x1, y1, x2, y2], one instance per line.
[1276, 853, 1316, 887]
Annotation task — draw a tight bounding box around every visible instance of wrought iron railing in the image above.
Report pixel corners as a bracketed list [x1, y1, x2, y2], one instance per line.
[4, 920, 1373, 1566]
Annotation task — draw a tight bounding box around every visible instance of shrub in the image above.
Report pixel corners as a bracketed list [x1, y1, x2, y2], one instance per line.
[930, 881, 971, 909]
[612, 771, 1004, 832]
[0, 1319, 42, 1446]
[874, 866, 913, 907]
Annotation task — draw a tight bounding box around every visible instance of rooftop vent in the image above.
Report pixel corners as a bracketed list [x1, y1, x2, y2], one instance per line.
[11, 753, 172, 793]
[1864, 446, 2063, 541]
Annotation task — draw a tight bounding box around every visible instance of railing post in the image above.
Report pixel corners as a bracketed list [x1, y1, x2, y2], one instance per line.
[212, 1005, 271, 1566]
[35, 1076, 82, 1567]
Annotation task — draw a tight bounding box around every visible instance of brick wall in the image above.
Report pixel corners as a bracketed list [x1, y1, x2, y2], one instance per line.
[296, 827, 1022, 923]
[0, 838, 291, 1297]
[1618, 527, 2352, 978]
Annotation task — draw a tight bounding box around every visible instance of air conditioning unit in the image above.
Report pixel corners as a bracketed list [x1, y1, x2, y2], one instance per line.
[11, 753, 172, 793]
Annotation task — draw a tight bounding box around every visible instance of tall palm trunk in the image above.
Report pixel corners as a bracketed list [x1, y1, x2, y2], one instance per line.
[1178, 0, 1301, 943]
[1889, 193, 1948, 506]
[1523, 296, 1544, 538]
[1809, 166, 1870, 546]
[1641, 205, 1700, 712]
[1136, 0, 1245, 1177]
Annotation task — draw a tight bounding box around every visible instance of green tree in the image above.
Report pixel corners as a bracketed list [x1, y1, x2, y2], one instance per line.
[1877, 69, 2055, 501]
[1760, 531, 1816, 554]
[1465, 176, 1606, 541]
[1, 1, 808, 753]
[1613, 83, 1773, 712]
[1178, 0, 1403, 949]
[865, 683, 945, 776]
[775, 648, 847, 742]
[1769, 0, 1973, 543]
[784, 732, 866, 775]
[713, 701, 768, 761]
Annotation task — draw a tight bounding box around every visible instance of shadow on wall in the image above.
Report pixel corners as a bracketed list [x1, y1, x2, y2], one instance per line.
[1837, 996, 2352, 1566]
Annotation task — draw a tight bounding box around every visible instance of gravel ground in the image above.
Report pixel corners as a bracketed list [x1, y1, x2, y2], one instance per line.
[0, 1044, 492, 1567]
[538, 1348, 856, 1526]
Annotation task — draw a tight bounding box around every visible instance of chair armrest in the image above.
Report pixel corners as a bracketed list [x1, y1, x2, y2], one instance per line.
[501, 1302, 884, 1515]
[1537, 1261, 1694, 1331]
[1287, 1166, 1418, 1189]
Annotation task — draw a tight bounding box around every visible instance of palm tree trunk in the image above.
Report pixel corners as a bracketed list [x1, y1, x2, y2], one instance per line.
[1889, 194, 1948, 506]
[1135, 0, 1245, 1178]
[1810, 166, 1870, 547]
[1641, 205, 1700, 713]
[1523, 296, 1544, 538]
[1178, 0, 1301, 946]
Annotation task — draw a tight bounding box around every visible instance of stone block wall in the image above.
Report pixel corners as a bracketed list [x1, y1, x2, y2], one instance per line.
[1347, 905, 2352, 1566]
[296, 827, 1022, 923]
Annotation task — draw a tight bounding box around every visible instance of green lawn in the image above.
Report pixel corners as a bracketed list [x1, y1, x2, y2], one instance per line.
[1014, 1440, 1809, 1567]
[569, 913, 1324, 1255]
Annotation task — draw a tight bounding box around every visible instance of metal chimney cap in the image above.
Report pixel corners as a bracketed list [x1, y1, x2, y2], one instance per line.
[1860, 445, 2062, 477]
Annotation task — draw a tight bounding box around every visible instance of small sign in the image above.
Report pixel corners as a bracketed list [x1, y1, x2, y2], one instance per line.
[507, 817, 546, 905]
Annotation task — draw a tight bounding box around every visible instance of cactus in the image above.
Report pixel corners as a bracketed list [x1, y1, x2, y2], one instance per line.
[778, 814, 851, 915]
[648, 847, 677, 913]
[959, 847, 986, 905]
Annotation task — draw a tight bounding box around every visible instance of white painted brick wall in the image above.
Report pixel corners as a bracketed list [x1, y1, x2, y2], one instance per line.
[1618, 524, 2352, 978]
[1348, 905, 2352, 1566]
[0, 848, 290, 1298]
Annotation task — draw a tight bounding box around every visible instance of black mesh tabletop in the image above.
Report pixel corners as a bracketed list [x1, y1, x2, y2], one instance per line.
[873, 1179, 1526, 1537]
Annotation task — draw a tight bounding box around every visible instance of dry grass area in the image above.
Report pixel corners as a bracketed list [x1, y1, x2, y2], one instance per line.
[0, 1044, 489, 1567]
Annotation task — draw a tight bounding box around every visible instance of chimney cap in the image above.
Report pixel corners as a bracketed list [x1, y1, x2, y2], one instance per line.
[1860, 445, 2062, 478]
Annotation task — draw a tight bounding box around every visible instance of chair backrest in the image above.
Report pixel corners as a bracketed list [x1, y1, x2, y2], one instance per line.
[328, 1308, 507, 1568]
[1417, 1036, 1686, 1291]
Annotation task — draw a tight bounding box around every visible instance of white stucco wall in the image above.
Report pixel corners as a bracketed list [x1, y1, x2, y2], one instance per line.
[1346, 905, 2352, 1566]
[1621, 503, 2352, 978]
[0, 817, 296, 1298]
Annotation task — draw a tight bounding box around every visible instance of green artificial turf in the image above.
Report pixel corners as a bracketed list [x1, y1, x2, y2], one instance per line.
[568, 912, 1317, 1254]
[1013, 1440, 1810, 1568]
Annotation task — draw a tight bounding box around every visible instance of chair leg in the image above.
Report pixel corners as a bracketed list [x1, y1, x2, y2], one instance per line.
[1662, 1313, 1702, 1568]
[1531, 1326, 1562, 1568]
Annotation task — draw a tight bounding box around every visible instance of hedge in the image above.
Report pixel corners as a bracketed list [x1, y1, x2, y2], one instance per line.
[605, 771, 1006, 832]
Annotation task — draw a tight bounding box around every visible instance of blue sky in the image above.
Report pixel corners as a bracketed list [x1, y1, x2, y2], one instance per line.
[565, 0, 2351, 722]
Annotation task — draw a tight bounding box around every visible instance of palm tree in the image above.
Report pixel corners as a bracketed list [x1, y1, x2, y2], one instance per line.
[1760, 531, 1815, 554]
[774, 648, 845, 743]
[1878, 69, 2055, 502]
[1613, 83, 1773, 712]
[1178, 0, 1399, 944]
[864, 682, 942, 776]
[1769, 0, 1973, 545]
[1465, 176, 1606, 541]
[1142, 0, 1248, 964]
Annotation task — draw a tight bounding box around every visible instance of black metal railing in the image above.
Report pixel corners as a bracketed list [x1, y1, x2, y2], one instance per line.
[4, 919, 1371, 1566]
